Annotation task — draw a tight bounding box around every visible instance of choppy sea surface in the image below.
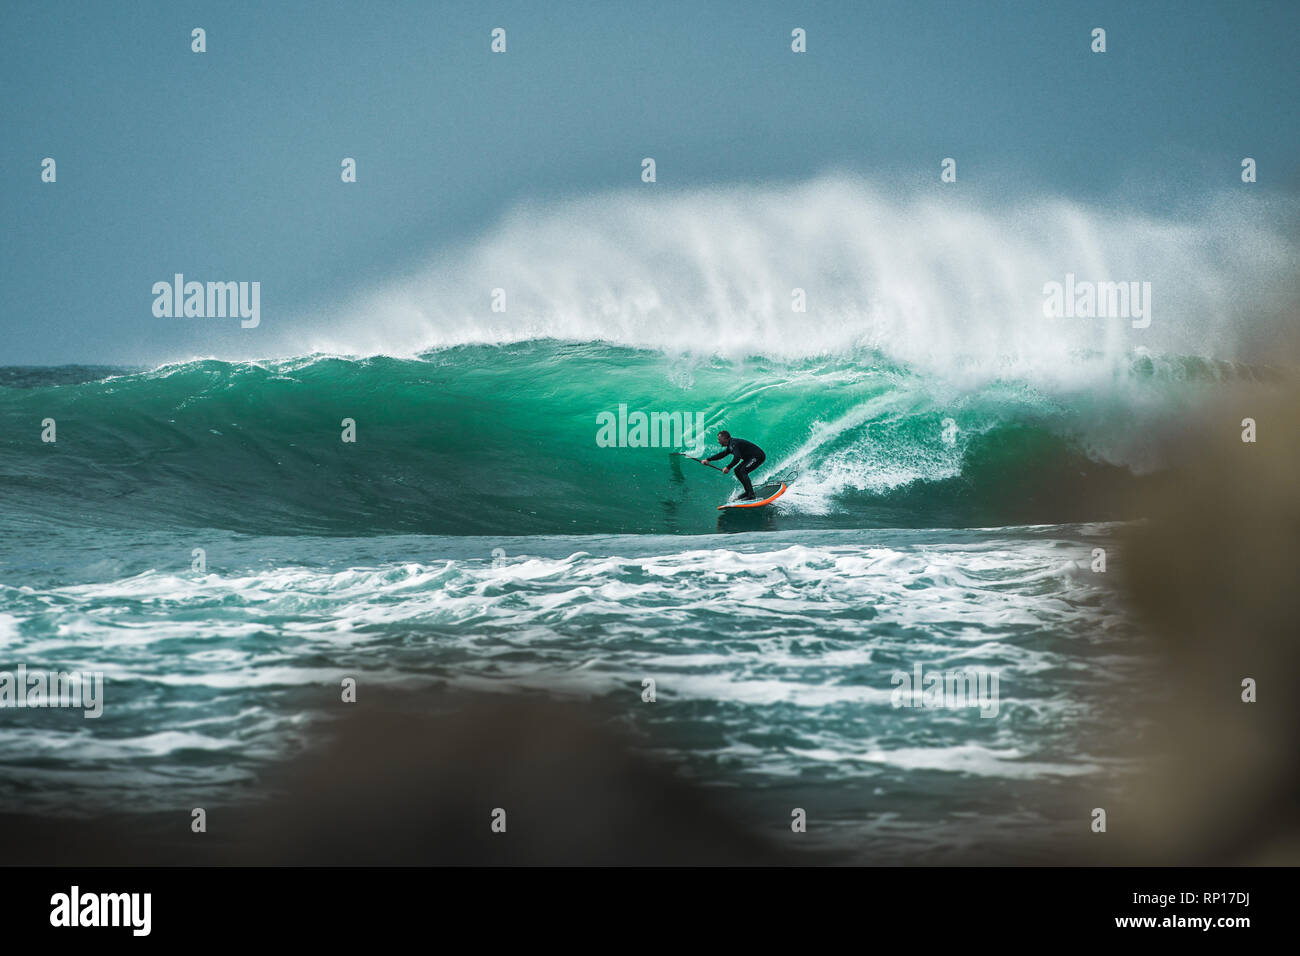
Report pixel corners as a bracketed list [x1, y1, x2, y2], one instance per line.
[1, 524, 1151, 862]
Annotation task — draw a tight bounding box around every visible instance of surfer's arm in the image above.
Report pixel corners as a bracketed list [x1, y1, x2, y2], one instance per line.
[703, 450, 729, 463]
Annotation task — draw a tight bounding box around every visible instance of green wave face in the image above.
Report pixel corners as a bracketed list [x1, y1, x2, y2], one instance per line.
[0, 342, 1211, 535]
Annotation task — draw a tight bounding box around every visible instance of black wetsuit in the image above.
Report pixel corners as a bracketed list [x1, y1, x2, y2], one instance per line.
[706, 438, 766, 498]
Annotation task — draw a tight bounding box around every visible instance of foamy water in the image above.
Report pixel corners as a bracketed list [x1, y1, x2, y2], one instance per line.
[0, 524, 1153, 859]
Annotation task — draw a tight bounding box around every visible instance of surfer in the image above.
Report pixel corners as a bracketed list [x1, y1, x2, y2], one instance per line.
[705, 431, 766, 499]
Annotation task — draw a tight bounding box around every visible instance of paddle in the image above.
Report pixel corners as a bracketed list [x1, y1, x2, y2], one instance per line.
[669, 452, 726, 473]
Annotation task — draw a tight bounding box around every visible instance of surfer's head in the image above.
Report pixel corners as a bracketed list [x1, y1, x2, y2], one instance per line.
[717, 430, 731, 445]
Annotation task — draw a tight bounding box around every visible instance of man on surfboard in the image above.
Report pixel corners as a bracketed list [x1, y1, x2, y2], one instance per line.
[705, 431, 766, 500]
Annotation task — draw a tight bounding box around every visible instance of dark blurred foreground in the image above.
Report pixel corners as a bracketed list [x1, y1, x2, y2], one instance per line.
[0, 691, 825, 865]
[1098, 378, 1300, 865]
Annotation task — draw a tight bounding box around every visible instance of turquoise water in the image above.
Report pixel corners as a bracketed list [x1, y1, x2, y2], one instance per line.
[0, 346, 1209, 860]
[0, 343, 1203, 534]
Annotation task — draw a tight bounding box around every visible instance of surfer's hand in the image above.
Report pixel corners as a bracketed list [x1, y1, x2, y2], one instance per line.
[723, 466, 731, 474]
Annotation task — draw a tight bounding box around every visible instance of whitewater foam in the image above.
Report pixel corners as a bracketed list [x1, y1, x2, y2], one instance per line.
[283, 177, 1296, 386]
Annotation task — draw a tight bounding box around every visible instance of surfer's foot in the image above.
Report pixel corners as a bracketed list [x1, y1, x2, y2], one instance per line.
[740, 492, 758, 500]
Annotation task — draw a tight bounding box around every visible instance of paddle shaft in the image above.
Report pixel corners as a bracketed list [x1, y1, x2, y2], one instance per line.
[671, 453, 726, 473]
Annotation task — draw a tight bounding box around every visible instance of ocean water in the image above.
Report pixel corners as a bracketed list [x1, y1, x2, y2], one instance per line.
[0, 345, 1229, 861]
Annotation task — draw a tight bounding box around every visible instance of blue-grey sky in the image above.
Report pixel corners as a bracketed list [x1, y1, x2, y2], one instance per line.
[2, 0, 1296, 365]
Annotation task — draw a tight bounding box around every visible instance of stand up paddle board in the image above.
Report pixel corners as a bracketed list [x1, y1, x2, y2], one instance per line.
[717, 481, 787, 510]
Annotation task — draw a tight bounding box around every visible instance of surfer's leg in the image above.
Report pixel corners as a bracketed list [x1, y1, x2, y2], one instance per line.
[735, 458, 758, 497]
